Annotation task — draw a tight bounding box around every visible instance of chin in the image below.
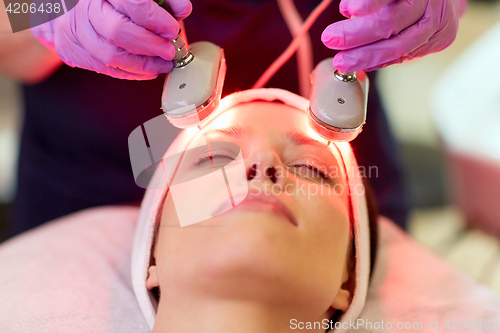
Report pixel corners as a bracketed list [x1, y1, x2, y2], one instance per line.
[187, 213, 298, 299]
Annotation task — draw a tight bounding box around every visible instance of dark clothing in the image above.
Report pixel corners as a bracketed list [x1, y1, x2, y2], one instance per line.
[11, 0, 409, 236]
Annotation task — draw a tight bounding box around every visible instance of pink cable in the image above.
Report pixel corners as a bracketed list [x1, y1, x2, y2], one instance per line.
[276, 0, 314, 97]
[252, 0, 333, 90]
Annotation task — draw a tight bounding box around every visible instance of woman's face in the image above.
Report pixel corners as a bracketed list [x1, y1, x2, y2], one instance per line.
[148, 101, 352, 319]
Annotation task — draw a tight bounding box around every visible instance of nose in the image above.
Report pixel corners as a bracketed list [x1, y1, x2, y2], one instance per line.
[246, 150, 287, 187]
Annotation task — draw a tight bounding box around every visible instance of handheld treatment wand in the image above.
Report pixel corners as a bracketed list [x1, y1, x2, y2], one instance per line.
[156, 0, 227, 128]
[307, 65, 369, 142]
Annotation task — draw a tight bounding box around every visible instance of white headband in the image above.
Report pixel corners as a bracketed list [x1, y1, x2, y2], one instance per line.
[131, 88, 370, 332]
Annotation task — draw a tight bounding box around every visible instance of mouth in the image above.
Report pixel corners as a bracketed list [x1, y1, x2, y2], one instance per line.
[237, 192, 298, 226]
[211, 190, 297, 226]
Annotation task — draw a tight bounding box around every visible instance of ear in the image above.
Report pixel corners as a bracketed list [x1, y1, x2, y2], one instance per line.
[330, 264, 351, 312]
[146, 265, 160, 290]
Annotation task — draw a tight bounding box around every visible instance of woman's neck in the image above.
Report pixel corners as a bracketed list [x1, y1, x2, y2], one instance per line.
[152, 294, 330, 333]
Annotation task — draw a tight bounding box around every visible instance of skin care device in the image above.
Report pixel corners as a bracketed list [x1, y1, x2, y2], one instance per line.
[308, 66, 369, 142]
[155, 0, 227, 129]
[161, 33, 226, 129]
[158, 0, 368, 141]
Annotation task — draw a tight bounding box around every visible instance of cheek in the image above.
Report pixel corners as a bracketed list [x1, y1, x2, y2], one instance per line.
[306, 194, 350, 254]
[156, 195, 200, 260]
[293, 192, 351, 310]
[295, 183, 351, 273]
[294, 178, 350, 228]
[155, 194, 236, 276]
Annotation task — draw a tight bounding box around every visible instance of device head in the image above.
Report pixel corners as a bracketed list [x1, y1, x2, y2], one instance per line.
[162, 41, 226, 129]
[308, 60, 369, 142]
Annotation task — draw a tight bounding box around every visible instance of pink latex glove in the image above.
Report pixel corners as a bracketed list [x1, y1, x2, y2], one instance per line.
[321, 0, 468, 72]
[31, 0, 192, 80]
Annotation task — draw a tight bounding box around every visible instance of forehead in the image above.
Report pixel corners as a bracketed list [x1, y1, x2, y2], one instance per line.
[216, 101, 303, 123]
[207, 101, 328, 143]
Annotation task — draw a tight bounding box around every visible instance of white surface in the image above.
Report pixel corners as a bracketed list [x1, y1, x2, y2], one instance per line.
[377, 2, 500, 147]
[431, 21, 500, 163]
[357, 217, 500, 333]
[0, 206, 499, 332]
[409, 206, 500, 297]
[0, 206, 148, 333]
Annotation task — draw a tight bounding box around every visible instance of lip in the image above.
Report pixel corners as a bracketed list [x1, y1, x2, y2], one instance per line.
[214, 191, 298, 226]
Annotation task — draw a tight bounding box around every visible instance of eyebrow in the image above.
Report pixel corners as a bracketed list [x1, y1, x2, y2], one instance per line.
[285, 131, 327, 148]
[204, 126, 327, 148]
[203, 125, 250, 138]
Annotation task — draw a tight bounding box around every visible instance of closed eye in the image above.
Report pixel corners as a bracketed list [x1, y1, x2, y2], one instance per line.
[290, 164, 329, 180]
[288, 163, 341, 186]
[193, 153, 235, 167]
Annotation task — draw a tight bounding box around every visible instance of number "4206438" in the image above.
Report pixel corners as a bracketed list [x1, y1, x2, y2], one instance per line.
[5, 2, 61, 14]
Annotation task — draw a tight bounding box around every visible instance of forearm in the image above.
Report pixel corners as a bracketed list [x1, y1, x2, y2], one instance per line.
[0, 3, 62, 84]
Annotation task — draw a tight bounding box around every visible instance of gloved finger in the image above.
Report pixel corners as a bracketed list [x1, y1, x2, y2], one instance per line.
[90, 0, 175, 60]
[339, 0, 393, 17]
[331, 14, 437, 72]
[54, 35, 158, 80]
[361, 53, 414, 72]
[359, 1, 461, 71]
[107, 0, 180, 40]
[97, 64, 159, 80]
[78, 28, 174, 75]
[360, 37, 435, 72]
[164, 0, 192, 19]
[323, 0, 427, 50]
[395, 17, 457, 60]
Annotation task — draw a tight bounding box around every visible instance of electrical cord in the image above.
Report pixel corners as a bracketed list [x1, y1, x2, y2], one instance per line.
[276, 0, 314, 97]
[252, 0, 333, 91]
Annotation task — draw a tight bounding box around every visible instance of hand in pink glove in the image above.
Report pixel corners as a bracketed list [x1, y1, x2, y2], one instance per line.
[31, 0, 191, 80]
[321, 0, 467, 72]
